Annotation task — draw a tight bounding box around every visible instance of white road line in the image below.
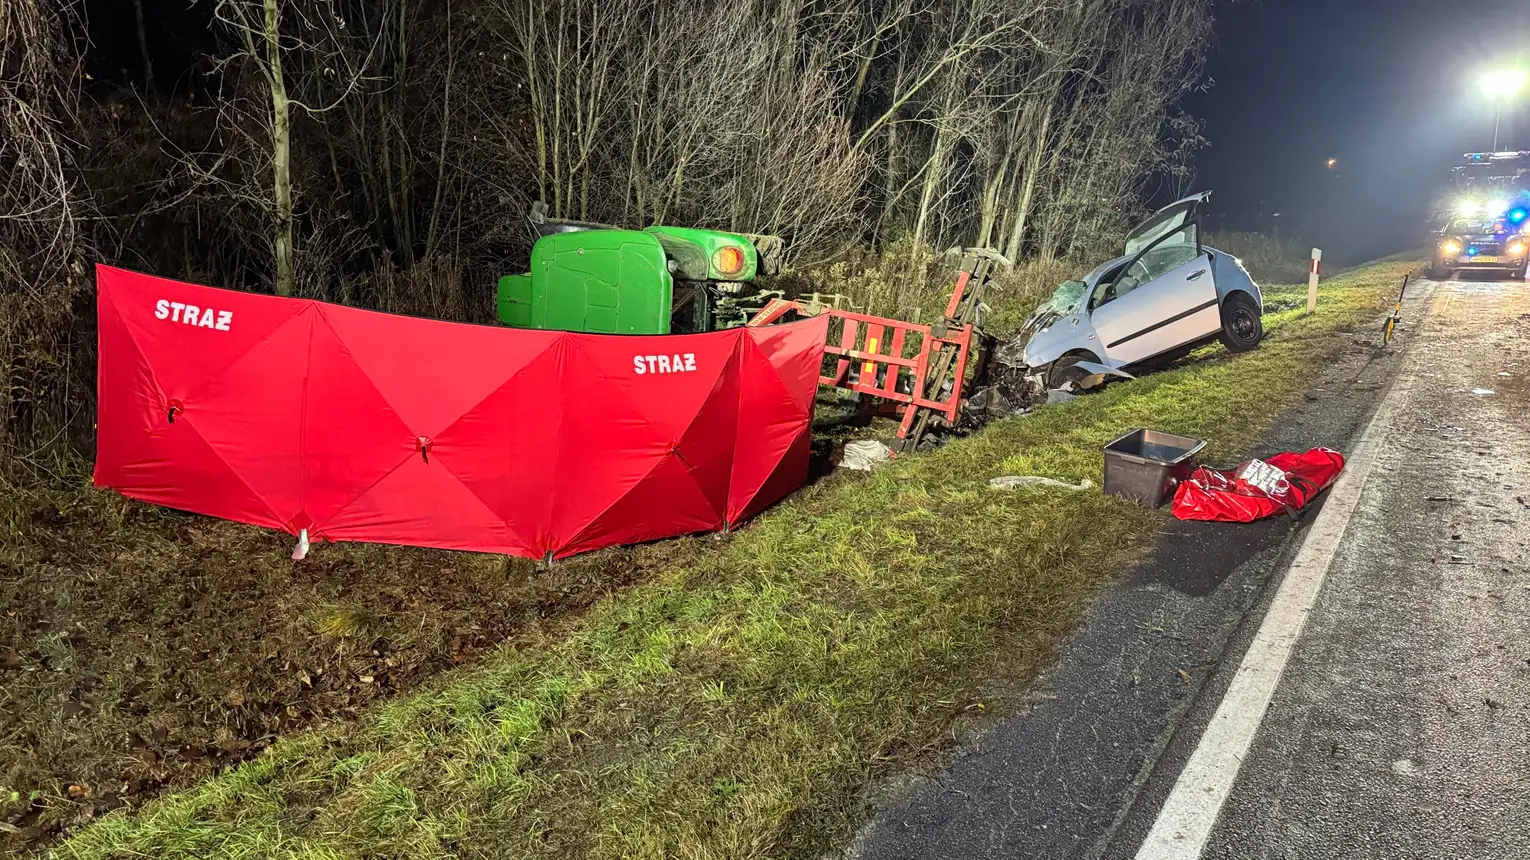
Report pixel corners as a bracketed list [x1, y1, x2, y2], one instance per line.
[1134, 298, 1430, 859]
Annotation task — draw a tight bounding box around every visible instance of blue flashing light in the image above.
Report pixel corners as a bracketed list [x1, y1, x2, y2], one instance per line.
[1468, 246, 1480, 256]
[1510, 207, 1529, 225]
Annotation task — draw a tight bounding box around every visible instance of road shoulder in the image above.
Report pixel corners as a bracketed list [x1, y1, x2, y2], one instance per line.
[1187, 276, 1530, 859]
[849, 276, 1432, 860]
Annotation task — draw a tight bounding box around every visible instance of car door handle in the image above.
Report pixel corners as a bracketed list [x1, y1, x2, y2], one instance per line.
[1187, 270, 1207, 281]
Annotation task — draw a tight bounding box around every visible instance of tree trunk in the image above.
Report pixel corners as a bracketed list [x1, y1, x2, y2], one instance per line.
[976, 150, 1009, 248]
[263, 0, 295, 296]
[133, 0, 154, 87]
[1002, 99, 1055, 263]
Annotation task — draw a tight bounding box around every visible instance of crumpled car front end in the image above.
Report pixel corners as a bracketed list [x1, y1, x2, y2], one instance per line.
[982, 328, 1049, 409]
[970, 278, 1100, 415]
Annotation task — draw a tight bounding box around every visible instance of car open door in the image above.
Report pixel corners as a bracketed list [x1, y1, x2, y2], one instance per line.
[1088, 194, 1220, 366]
[1123, 191, 1212, 257]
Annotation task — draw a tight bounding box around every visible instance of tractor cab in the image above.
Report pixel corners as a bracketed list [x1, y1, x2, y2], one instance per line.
[497, 202, 782, 335]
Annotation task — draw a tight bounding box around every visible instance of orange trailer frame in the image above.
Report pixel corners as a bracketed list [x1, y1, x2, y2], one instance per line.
[746, 250, 1002, 452]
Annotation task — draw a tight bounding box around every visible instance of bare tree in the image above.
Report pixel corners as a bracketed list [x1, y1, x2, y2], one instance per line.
[209, 0, 297, 295]
[0, 0, 92, 468]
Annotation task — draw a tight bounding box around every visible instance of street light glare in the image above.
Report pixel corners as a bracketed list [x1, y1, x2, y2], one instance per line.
[1480, 69, 1527, 96]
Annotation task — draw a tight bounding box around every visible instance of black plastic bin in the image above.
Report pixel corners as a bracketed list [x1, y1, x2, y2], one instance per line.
[1102, 429, 1207, 507]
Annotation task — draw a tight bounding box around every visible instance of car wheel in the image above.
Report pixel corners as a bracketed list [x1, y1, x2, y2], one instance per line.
[1046, 355, 1092, 391]
[1219, 293, 1262, 353]
[1431, 263, 1453, 280]
[1513, 266, 1527, 281]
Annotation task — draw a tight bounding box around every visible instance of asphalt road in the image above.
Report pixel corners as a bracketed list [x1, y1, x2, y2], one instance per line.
[1187, 274, 1530, 859]
[849, 273, 1530, 859]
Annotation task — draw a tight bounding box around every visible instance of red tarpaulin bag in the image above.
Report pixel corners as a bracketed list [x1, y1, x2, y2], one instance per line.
[1171, 447, 1345, 523]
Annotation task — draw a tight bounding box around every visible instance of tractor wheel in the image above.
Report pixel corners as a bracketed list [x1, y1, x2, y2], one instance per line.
[1219, 293, 1263, 353]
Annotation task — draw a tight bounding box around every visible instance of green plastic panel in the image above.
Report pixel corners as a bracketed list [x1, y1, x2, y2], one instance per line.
[497, 230, 674, 334]
[497, 274, 534, 327]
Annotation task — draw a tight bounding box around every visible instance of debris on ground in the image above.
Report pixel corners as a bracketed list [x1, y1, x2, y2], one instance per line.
[988, 475, 1096, 492]
[963, 387, 1030, 426]
[1468, 388, 1497, 396]
[1046, 389, 1079, 405]
[841, 440, 895, 471]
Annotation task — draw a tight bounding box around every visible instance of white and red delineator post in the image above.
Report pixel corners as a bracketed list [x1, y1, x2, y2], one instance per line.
[1307, 248, 1323, 314]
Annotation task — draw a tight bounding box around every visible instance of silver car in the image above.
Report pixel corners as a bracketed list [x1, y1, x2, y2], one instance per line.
[1007, 191, 1264, 393]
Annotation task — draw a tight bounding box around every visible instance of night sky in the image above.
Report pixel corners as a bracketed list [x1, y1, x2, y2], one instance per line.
[1190, 0, 1530, 264]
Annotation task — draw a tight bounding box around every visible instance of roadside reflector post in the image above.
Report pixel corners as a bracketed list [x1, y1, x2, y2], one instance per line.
[1307, 248, 1323, 314]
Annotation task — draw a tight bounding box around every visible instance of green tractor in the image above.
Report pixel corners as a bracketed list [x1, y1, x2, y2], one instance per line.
[497, 202, 783, 335]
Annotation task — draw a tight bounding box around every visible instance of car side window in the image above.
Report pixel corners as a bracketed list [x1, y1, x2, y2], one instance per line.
[1138, 242, 1200, 282]
[1093, 235, 1200, 310]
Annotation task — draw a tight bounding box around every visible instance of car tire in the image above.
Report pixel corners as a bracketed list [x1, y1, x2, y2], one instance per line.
[1046, 355, 1092, 390]
[1219, 293, 1263, 353]
[1431, 263, 1453, 280]
[1513, 266, 1527, 281]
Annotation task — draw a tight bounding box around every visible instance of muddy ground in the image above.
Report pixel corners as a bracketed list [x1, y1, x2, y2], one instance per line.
[0, 487, 675, 854]
[0, 393, 878, 856]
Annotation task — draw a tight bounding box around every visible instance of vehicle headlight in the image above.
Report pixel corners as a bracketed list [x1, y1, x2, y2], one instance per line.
[713, 246, 747, 278]
[1441, 239, 1462, 255]
[1509, 240, 1526, 256]
[1458, 200, 1481, 216]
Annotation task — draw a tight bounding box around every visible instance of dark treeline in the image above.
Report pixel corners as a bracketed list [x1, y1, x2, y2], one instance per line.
[1, 0, 1212, 471]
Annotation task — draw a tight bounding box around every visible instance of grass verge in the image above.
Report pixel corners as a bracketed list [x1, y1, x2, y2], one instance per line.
[50, 261, 1409, 860]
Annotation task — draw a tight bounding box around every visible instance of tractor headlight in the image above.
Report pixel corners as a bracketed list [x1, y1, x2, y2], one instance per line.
[713, 246, 746, 278]
[1441, 239, 1462, 255]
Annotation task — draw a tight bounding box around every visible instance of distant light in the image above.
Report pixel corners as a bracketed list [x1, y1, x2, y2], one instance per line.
[1459, 199, 1482, 215]
[1488, 198, 1509, 214]
[1480, 69, 1528, 97]
[1325, 158, 1338, 169]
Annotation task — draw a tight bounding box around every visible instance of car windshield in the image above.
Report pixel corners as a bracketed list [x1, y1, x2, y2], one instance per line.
[1450, 218, 1507, 234]
[1043, 280, 1088, 314]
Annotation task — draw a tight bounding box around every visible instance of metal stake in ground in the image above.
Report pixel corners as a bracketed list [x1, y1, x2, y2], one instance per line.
[1306, 248, 1323, 314]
